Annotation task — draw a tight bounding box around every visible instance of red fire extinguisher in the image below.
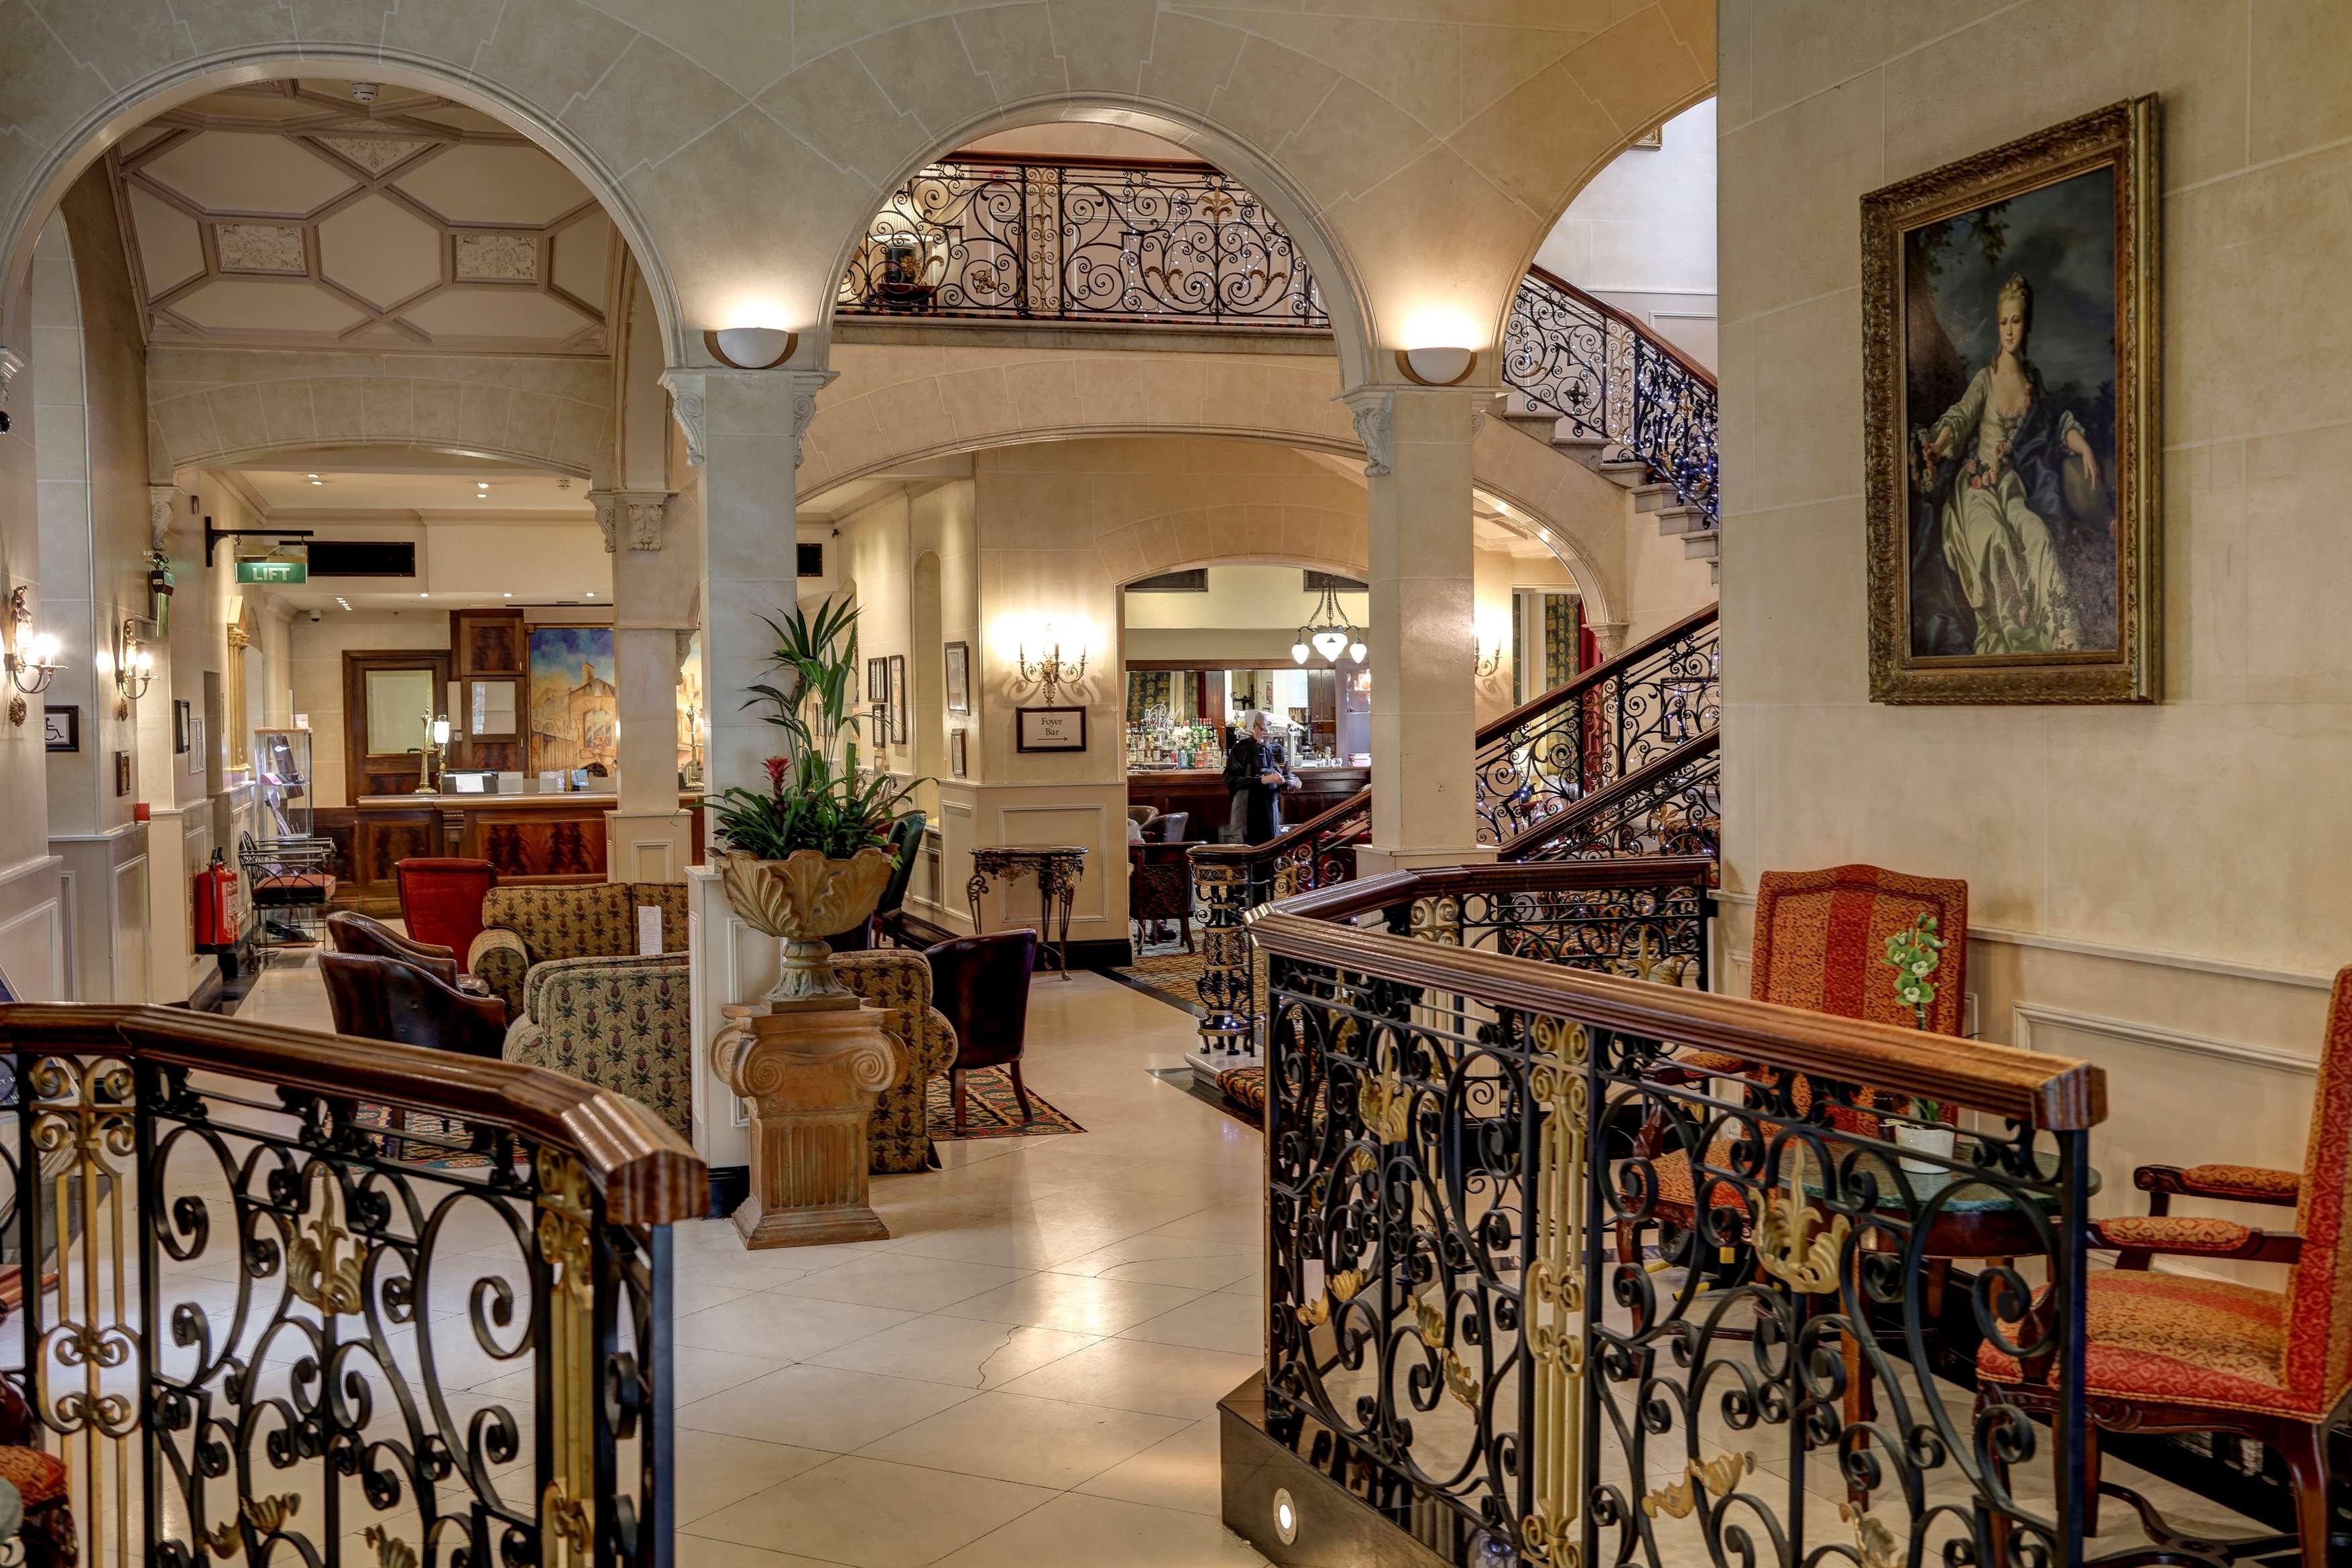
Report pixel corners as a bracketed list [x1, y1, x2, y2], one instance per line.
[193, 849, 241, 952]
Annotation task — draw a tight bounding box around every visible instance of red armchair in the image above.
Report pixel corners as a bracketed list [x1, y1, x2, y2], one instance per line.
[394, 857, 497, 972]
[1978, 966, 2352, 1564]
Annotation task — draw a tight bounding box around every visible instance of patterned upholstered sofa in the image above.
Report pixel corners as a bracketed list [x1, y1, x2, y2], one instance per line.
[835, 949, 959, 1174]
[467, 882, 689, 1019]
[499, 945, 956, 1174]
[503, 953, 695, 1138]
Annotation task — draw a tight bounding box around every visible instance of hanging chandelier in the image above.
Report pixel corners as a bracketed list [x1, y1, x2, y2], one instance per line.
[1291, 582, 1366, 666]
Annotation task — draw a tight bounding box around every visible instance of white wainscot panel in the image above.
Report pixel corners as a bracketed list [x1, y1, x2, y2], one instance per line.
[0, 857, 66, 1002]
[113, 855, 150, 1005]
[993, 803, 1110, 928]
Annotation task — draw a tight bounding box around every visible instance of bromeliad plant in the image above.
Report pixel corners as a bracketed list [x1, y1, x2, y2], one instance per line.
[707, 595, 921, 861]
[1883, 911, 1948, 1124]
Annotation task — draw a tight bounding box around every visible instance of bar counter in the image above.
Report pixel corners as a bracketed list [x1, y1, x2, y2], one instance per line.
[1125, 765, 1368, 842]
[348, 790, 705, 895]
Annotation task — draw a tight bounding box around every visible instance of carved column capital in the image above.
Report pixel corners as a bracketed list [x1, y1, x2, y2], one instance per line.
[1337, 387, 1395, 479]
[148, 485, 177, 550]
[658, 369, 706, 466]
[589, 488, 674, 552]
[0, 345, 23, 405]
[1588, 621, 1630, 662]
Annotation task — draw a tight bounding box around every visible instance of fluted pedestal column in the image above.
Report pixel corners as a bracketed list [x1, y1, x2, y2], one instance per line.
[711, 998, 906, 1248]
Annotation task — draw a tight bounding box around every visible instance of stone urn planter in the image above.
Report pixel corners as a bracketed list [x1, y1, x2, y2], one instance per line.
[719, 846, 894, 1004]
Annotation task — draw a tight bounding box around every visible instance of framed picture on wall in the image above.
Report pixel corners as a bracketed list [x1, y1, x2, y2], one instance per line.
[1863, 95, 2159, 704]
[114, 751, 131, 796]
[43, 706, 77, 753]
[1015, 706, 1086, 753]
[870, 701, 888, 740]
[867, 656, 886, 703]
[187, 715, 205, 774]
[172, 699, 190, 753]
[945, 642, 972, 715]
[887, 655, 907, 744]
[950, 727, 967, 778]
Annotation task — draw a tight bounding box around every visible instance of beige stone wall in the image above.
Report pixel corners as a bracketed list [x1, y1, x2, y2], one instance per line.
[1474, 546, 1581, 727]
[288, 611, 452, 809]
[1720, 0, 2352, 1268]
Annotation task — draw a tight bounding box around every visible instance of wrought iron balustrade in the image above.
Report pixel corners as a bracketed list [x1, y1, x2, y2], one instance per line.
[839, 156, 1326, 328]
[1191, 790, 1371, 1059]
[1235, 870, 2109, 1568]
[0, 1004, 704, 1568]
[1474, 603, 1719, 850]
[1503, 265, 1721, 524]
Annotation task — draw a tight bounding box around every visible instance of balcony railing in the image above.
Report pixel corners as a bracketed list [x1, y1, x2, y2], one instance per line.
[838, 155, 1327, 328]
[839, 159, 1718, 522]
[1234, 865, 2107, 1567]
[0, 1003, 704, 1568]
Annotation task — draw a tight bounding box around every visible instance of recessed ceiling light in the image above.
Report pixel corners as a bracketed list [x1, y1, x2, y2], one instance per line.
[306, 473, 318, 479]
[583, 591, 595, 598]
[418, 592, 429, 599]
[310, 479, 325, 487]
[502, 592, 512, 599]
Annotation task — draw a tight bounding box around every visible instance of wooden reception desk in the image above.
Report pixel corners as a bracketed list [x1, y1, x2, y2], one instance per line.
[1124, 764, 1369, 842]
[347, 790, 705, 896]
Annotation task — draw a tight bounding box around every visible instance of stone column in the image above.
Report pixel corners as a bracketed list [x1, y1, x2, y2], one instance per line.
[672, 365, 833, 1199]
[1342, 384, 1493, 873]
[710, 998, 906, 1248]
[662, 367, 830, 795]
[598, 487, 695, 884]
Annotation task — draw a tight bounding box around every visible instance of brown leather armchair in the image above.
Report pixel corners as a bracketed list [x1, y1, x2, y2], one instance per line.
[321, 950, 511, 1158]
[326, 911, 499, 1004]
[1128, 841, 1195, 951]
[925, 930, 1038, 1134]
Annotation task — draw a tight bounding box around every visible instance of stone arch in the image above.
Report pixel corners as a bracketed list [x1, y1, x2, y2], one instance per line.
[818, 101, 1379, 389]
[0, 51, 683, 362]
[801, 344, 1623, 625]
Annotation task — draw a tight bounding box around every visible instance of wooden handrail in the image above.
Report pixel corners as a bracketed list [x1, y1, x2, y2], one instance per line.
[0, 1004, 707, 1226]
[1492, 731, 1719, 861]
[1523, 262, 1720, 390]
[1249, 896, 2104, 1131]
[1476, 601, 1718, 744]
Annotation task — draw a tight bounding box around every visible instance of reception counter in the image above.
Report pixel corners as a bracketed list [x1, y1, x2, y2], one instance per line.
[346, 791, 705, 896]
[1126, 765, 1368, 842]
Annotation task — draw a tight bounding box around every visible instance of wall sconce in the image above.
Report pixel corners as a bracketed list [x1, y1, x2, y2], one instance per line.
[1017, 623, 1087, 703]
[4, 587, 62, 725]
[1473, 644, 1502, 679]
[1396, 345, 1476, 387]
[703, 327, 799, 369]
[115, 619, 154, 717]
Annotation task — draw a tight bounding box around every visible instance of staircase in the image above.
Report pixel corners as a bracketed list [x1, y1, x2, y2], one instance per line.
[1499, 265, 1722, 582]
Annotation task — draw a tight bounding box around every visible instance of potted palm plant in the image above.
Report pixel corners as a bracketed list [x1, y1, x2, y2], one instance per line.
[707, 597, 921, 1004]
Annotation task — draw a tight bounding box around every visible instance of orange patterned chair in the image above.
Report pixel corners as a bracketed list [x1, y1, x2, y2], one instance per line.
[0, 1374, 70, 1563]
[1977, 965, 2352, 1565]
[1616, 863, 1971, 1261]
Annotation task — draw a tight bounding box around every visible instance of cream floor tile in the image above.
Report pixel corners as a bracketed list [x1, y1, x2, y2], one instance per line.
[1118, 1290, 1264, 1355]
[888, 1213, 1146, 1270]
[931, 1492, 1268, 1567]
[807, 1314, 1102, 1390]
[938, 1273, 1210, 1337]
[1071, 1417, 1226, 1517]
[685, 1454, 1057, 1568]
[762, 1251, 1020, 1312]
[677, 1363, 978, 1453]
[674, 1539, 849, 1568]
[672, 1427, 835, 1527]
[1141, 1204, 1265, 1246]
[670, 1290, 921, 1360]
[1047, 1231, 1261, 1285]
[856, 1389, 1189, 1490]
[994, 1337, 1262, 1421]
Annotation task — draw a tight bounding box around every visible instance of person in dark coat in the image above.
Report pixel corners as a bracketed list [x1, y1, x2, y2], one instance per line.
[1223, 709, 1301, 845]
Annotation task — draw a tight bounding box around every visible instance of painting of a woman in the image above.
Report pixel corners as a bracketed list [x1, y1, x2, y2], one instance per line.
[1863, 97, 2157, 704]
[1913, 274, 2106, 655]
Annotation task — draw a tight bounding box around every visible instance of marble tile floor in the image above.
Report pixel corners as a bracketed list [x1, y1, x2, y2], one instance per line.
[223, 957, 2279, 1568]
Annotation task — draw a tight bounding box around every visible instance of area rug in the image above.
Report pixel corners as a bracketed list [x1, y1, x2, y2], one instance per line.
[925, 1067, 1084, 1140]
[1105, 949, 1205, 1015]
[351, 1105, 496, 1170]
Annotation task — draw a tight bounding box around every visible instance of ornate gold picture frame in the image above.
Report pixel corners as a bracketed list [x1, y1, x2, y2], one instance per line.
[1863, 97, 2160, 703]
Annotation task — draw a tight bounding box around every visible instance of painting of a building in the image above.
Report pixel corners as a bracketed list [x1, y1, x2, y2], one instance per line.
[528, 626, 618, 773]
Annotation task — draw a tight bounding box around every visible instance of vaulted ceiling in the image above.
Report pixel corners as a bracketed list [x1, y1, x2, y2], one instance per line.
[109, 79, 618, 357]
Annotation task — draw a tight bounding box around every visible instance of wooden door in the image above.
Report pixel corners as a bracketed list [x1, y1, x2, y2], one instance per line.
[344, 650, 454, 799]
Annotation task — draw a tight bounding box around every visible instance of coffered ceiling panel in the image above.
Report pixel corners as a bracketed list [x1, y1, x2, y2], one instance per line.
[109, 79, 618, 357]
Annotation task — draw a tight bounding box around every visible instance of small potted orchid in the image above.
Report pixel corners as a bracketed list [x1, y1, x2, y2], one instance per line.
[1884, 912, 1955, 1172]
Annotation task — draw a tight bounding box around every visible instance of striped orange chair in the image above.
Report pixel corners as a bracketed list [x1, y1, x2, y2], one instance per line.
[1977, 965, 2352, 1565]
[1616, 863, 1971, 1260]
